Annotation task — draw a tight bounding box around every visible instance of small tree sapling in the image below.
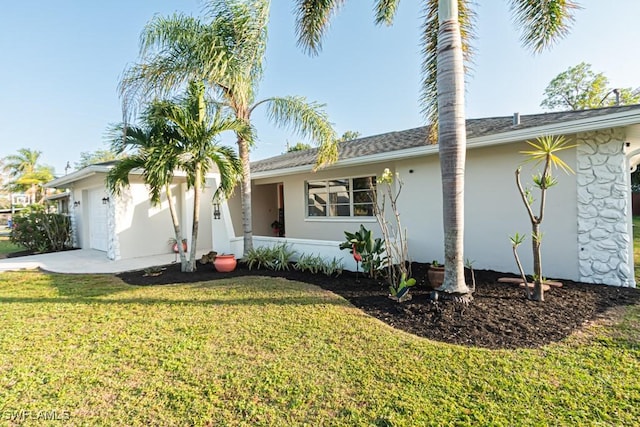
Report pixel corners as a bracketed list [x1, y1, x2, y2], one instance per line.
[513, 135, 575, 301]
[370, 168, 415, 301]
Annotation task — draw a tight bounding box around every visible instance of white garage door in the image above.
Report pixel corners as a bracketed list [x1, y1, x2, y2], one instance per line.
[88, 189, 108, 252]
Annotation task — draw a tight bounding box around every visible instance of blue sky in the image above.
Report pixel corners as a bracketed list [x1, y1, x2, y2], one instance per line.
[1, 1, 639, 176]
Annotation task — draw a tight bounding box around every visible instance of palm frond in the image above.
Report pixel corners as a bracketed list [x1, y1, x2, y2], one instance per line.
[106, 156, 146, 197]
[294, 0, 346, 55]
[207, 145, 242, 199]
[509, 0, 581, 53]
[374, 0, 400, 26]
[262, 96, 338, 169]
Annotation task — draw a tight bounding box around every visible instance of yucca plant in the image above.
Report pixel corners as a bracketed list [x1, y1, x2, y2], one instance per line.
[513, 135, 576, 301]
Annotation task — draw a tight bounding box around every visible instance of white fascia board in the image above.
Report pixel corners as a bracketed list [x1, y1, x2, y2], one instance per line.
[251, 145, 437, 179]
[46, 165, 153, 188]
[251, 110, 640, 179]
[469, 110, 640, 149]
[45, 170, 100, 188]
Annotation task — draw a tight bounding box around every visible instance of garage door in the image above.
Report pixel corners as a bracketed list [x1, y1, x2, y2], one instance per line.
[88, 189, 108, 252]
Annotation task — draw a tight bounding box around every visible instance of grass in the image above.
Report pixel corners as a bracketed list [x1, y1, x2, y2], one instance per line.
[0, 271, 639, 425]
[634, 216, 640, 284]
[0, 234, 23, 256]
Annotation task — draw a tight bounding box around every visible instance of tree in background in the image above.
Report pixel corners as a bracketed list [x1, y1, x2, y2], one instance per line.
[287, 130, 361, 152]
[108, 82, 243, 272]
[287, 142, 312, 152]
[541, 62, 640, 111]
[2, 148, 54, 204]
[294, 0, 578, 295]
[120, 0, 337, 255]
[75, 149, 123, 170]
[337, 130, 361, 142]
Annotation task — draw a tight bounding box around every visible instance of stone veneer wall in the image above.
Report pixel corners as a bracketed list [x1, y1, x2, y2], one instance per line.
[576, 129, 634, 287]
[69, 193, 79, 248]
[106, 193, 120, 261]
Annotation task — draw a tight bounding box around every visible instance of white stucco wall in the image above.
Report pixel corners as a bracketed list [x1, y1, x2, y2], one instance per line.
[62, 173, 215, 260]
[252, 140, 581, 282]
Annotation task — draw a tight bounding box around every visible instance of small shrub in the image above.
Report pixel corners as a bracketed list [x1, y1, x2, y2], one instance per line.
[295, 253, 324, 274]
[10, 205, 72, 252]
[244, 243, 296, 271]
[272, 243, 296, 271]
[321, 257, 343, 277]
[244, 246, 273, 270]
[295, 253, 343, 277]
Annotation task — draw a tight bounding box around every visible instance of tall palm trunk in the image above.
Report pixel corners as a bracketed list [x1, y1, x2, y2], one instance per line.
[238, 137, 252, 254]
[236, 107, 253, 255]
[436, 0, 469, 294]
[188, 161, 202, 272]
[166, 183, 188, 271]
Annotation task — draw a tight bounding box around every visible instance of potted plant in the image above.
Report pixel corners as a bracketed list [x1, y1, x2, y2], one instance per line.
[271, 220, 283, 237]
[214, 253, 237, 272]
[168, 238, 187, 253]
[428, 260, 445, 289]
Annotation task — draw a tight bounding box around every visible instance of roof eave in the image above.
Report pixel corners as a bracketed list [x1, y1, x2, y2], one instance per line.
[252, 109, 640, 179]
[46, 164, 219, 188]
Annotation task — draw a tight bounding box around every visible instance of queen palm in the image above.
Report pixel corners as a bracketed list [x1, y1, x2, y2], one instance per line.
[107, 81, 244, 272]
[120, 0, 337, 255]
[294, 0, 578, 296]
[3, 148, 53, 204]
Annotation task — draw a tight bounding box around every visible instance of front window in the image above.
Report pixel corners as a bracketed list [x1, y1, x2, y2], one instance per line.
[306, 176, 376, 217]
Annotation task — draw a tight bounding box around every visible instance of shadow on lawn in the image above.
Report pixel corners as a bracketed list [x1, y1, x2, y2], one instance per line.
[0, 294, 349, 307]
[4, 272, 349, 307]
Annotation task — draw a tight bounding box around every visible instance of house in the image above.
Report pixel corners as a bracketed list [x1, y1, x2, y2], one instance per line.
[46, 105, 640, 287]
[224, 105, 640, 287]
[45, 161, 230, 260]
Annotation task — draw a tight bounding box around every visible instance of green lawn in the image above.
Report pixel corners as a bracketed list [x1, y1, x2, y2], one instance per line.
[634, 217, 640, 284]
[0, 271, 639, 426]
[0, 234, 23, 256]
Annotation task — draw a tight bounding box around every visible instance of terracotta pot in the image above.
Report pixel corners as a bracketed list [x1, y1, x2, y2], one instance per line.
[427, 265, 445, 289]
[172, 240, 188, 253]
[214, 254, 237, 272]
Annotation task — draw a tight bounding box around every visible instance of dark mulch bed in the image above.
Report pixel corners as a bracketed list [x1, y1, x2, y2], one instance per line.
[117, 261, 640, 350]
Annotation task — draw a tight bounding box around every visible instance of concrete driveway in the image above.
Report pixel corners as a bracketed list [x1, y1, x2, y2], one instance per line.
[0, 249, 177, 274]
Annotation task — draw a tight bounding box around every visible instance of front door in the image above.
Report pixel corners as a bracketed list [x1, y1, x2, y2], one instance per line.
[88, 189, 108, 252]
[277, 183, 285, 237]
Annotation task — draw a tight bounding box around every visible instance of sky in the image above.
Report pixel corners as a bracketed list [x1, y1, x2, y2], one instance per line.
[1, 1, 639, 176]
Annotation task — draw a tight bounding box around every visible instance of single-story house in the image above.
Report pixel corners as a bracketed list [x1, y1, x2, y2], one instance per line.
[45, 162, 232, 260]
[46, 105, 640, 287]
[226, 105, 640, 288]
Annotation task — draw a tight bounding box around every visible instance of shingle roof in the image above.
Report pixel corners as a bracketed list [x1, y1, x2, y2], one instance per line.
[251, 104, 640, 173]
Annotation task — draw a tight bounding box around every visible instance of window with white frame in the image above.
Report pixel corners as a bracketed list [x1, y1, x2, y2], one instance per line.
[306, 176, 376, 217]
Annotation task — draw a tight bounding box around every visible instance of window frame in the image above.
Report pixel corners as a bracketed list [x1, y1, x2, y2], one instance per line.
[304, 175, 377, 220]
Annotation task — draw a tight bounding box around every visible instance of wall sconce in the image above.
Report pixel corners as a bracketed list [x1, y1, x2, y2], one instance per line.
[102, 197, 110, 205]
[213, 202, 221, 220]
[73, 201, 81, 208]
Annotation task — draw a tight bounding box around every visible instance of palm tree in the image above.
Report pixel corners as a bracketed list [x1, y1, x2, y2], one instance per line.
[3, 148, 53, 204]
[120, 0, 337, 255]
[107, 82, 244, 272]
[294, 0, 578, 295]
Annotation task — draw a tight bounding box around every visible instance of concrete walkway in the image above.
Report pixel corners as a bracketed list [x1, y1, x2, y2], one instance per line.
[0, 249, 177, 274]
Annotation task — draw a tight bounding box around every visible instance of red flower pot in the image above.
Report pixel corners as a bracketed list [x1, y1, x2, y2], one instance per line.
[214, 254, 237, 272]
[172, 240, 188, 253]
